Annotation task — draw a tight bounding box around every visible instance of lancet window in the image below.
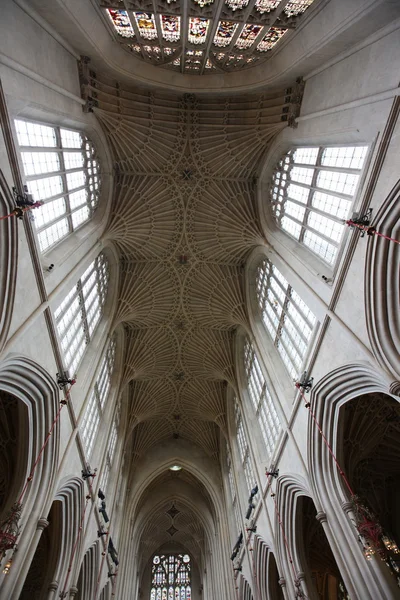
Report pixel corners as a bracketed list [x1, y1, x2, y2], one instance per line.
[15, 119, 100, 252]
[271, 146, 368, 264]
[256, 259, 316, 378]
[234, 400, 256, 495]
[244, 340, 281, 458]
[150, 554, 191, 600]
[54, 253, 109, 375]
[81, 337, 116, 457]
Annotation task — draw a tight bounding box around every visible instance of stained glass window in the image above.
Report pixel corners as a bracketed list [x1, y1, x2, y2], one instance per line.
[54, 253, 109, 374]
[150, 555, 191, 600]
[135, 12, 157, 40]
[214, 21, 238, 47]
[107, 9, 135, 38]
[161, 15, 181, 42]
[235, 24, 262, 49]
[257, 27, 287, 51]
[271, 146, 368, 265]
[188, 17, 209, 44]
[256, 259, 316, 378]
[81, 336, 116, 457]
[15, 119, 100, 253]
[284, 0, 315, 17]
[255, 0, 280, 13]
[244, 339, 281, 458]
[225, 0, 249, 10]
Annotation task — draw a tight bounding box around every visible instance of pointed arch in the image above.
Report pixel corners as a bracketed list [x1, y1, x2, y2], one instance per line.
[76, 541, 100, 600]
[0, 170, 17, 353]
[308, 362, 397, 599]
[365, 179, 400, 380]
[0, 356, 60, 598]
[238, 573, 254, 600]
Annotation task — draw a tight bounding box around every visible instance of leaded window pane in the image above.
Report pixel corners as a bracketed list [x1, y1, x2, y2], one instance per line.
[54, 253, 109, 374]
[80, 337, 116, 458]
[244, 339, 281, 458]
[256, 259, 316, 378]
[271, 145, 368, 265]
[15, 119, 101, 252]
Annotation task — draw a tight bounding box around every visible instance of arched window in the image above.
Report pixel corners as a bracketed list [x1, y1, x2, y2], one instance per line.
[244, 339, 281, 459]
[81, 337, 116, 457]
[271, 145, 368, 265]
[234, 400, 257, 496]
[150, 554, 191, 600]
[14, 119, 100, 252]
[54, 253, 109, 374]
[256, 259, 316, 378]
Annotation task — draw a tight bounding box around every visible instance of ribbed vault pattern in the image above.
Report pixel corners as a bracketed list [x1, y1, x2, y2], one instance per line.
[86, 63, 300, 558]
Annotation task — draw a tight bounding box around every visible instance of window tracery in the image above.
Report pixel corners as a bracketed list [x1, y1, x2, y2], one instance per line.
[244, 339, 280, 458]
[150, 553, 191, 600]
[256, 259, 316, 378]
[15, 119, 100, 252]
[271, 146, 368, 264]
[234, 400, 256, 495]
[54, 254, 109, 375]
[81, 337, 116, 457]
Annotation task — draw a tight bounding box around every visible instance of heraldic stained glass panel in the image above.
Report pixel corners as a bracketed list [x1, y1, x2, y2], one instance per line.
[150, 554, 191, 600]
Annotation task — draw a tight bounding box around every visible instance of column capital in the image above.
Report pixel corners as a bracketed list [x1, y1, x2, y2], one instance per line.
[315, 511, 327, 524]
[37, 518, 49, 531]
[278, 577, 286, 588]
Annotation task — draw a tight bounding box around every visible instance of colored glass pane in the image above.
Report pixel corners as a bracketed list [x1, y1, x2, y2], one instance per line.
[284, 0, 315, 17]
[257, 26, 287, 51]
[161, 15, 180, 42]
[255, 0, 280, 13]
[135, 12, 157, 40]
[107, 9, 135, 38]
[225, 0, 249, 10]
[188, 18, 209, 44]
[213, 21, 238, 47]
[235, 24, 262, 49]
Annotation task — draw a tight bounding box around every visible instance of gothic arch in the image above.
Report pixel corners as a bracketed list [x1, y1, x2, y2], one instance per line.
[47, 478, 85, 597]
[76, 541, 100, 600]
[0, 356, 60, 599]
[365, 179, 400, 380]
[308, 362, 399, 599]
[238, 573, 254, 600]
[0, 170, 17, 354]
[253, 535, 284, 600]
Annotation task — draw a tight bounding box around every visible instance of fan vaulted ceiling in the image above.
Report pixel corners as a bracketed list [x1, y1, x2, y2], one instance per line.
[98, 0, 316, 74]
[80, 64, 302, 460]
[81, 62, 301, 560]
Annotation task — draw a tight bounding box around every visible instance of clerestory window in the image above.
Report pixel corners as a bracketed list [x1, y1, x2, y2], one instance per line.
[234, 400, 257, 496]
[54, 253, 109, 375]
[256, 259, 316, 378]
[14, 119, 100, 252]
[270, 145, 368, 265]
[81, 337, 116, 457]
[244, 339, 281, 459]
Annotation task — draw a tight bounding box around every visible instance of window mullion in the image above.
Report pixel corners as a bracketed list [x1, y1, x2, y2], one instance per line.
[77, 280, 90, 343]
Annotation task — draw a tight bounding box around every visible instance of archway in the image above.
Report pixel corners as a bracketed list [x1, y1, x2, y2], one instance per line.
[0, 390, 28, 520]
[339, 392, 400, 582]
[76, 542, 99, 600]
[19, 501, 62, 599]
[297, 495, 349, 599]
